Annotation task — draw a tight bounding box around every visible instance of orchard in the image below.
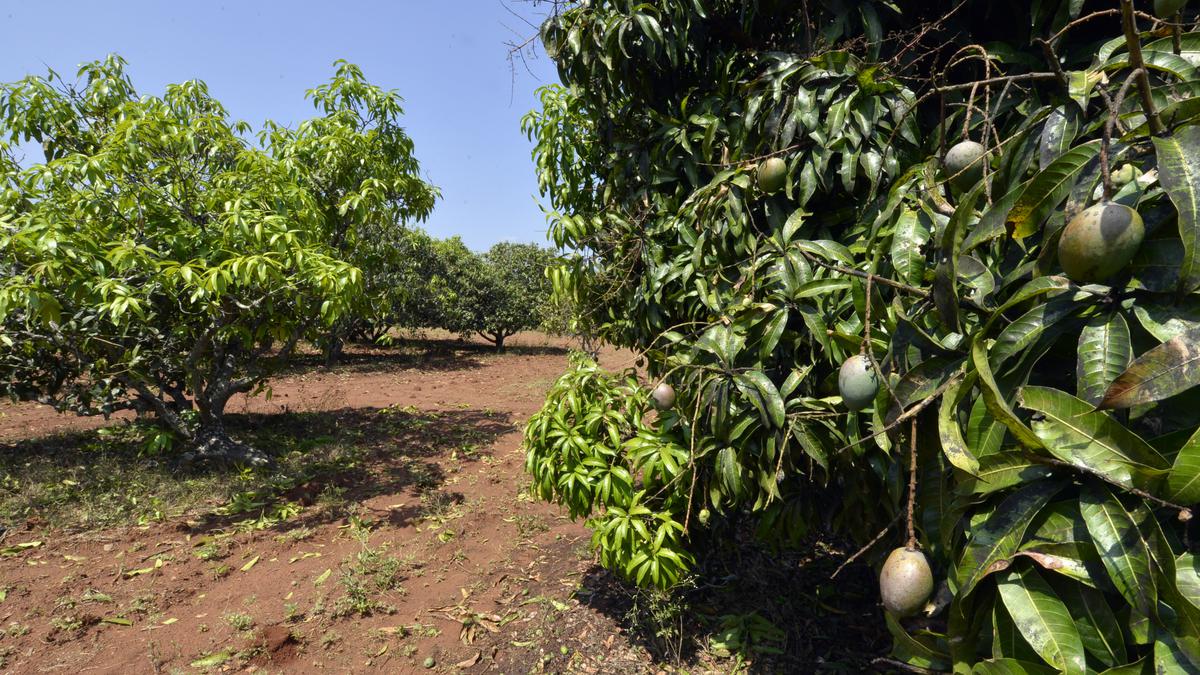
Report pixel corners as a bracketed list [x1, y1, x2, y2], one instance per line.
[522, 0, 1200, 671]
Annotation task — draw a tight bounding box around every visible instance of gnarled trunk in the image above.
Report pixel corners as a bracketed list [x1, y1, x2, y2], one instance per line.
[186, 424, 270, 467]
[183, 373, 271, 466]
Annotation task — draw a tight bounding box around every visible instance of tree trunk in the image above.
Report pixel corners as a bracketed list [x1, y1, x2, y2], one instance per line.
[187, 423, 270, 467]
[494, 333, 506, 353]
[323, 330, 344, 367]
[184, 374, 270, 466]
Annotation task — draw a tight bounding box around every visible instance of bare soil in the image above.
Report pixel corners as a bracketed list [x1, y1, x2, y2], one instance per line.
[0, 334, 887, 674]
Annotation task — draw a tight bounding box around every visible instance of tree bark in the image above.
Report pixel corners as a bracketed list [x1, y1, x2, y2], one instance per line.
[187, 423, 270, 467]
[489, 332, 507, 353]
[323, 329, 344, 367]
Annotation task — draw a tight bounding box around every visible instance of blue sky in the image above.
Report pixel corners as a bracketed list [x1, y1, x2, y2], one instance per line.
[0, 1, 561, 252]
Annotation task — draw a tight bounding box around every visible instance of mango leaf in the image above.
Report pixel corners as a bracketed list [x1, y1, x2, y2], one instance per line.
[981, 276, 1072, 335]
[1079, 483, 1157, 616]
[1176, 553, 1200, 612]
[1153, 127, 1200, 292]
[1133, 298, 1200, 343]
[890, 207, 930, 285]
[960, 454, 1055, 495]
[1056, 580, 1127, 667]
[1014, 543, 1097, 589]
[972, 337, 1045, 451]
[716, 446, 743, 497]
[733, 370, 785, 428]
[1167, 427, 1200, 504]
[1008, 140, 1101, 239]
[1076, 313, 1132, 407]
[1018, 385, 1168, 490]
[967, 395, 1007, 458]
[997, 565, 1087, 673]
[884, 612, 951, 669]
[972, 659, 1057, 675]
[957, 480, 1062, 597]
[1039, 106, 1078, 170]
[1100, 326, 1200, 409]
[939, 376, 980, 475]
[1154, 632, 1200, 674]
[990, 295, 1085, 370]
[964, 185, 1023, 252]
[1096, 657, 1149, 674]
[1127, 237, 1184, 293]
[994, 600, 1043, 661]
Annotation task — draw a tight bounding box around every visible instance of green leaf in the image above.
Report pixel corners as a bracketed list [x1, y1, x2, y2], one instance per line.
[957, 480, 1062, 597]
[972, 659, 1058, 675]
[1039, 106, 1078, 170]
[996, 565, 1087, 673]
[1076, 313, 1132, 407]
[960, 453, 1055, 495]
[990, 295, 1085, 370]
[890, 207, 930, 285]
[716, 446, 743, 497]
[972, 337, 1044, 451]
[1176, 553, 1200, 612]
[734, 370, 785, 428]
[885, 612, 951, 669]
[1168, 428, 1200, 504]
[1007, 140, 1101, 239]
[1079, 483, 1157, 616]
[1154, 632, 1200, 674]
[190, 650, 235, 668]
[1153, 127, 1200, 292]
[1018, 385, 1168, 490]
[1133, 298, 1200, 343]
[1096, 657, 1149, 674]
[1100, 326, 1200, 409]
[939, 376, 980, 475]
[1015, 542, 1099, 589]
[1057, 580, 1127, 667]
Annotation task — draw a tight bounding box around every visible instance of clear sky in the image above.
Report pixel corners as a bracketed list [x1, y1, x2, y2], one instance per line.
[0, 0, 561, 252]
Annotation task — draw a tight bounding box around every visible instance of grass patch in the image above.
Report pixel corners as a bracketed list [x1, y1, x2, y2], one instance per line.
[0, 403, 510, 532]
[222, 611, 255, 632]
[334, 535, 412, 618]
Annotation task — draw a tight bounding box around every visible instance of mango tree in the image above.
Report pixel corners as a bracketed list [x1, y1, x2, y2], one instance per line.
[262, 61, 438, 362]
[438, 241, 558, 352]
[522, 0, 1200, 669]
[0, 56, 362, 464]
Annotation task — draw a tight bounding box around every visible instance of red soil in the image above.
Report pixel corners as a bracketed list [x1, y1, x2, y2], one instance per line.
[0, 335, 658, 674]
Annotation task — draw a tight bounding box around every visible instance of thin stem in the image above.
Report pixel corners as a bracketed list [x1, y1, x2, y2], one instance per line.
[831, 513, 901, 579]
[1174, 12, 1184, 56]
[1121, 0, 1165, 136]
[1033, 38, 1069, 88]
[931, 72, 1059, 94]
[906, 418, 918, 549]
[1031, 456, 1193, 519]
[1101, 69, 1143, 201]
[833, 370, 966, 456]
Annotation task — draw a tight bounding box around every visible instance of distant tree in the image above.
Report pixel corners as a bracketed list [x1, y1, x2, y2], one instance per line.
[371, 226, 447, 338]
[262, 61, 438, 363]
[438, 241, 558, 352]
[0, 56, 361, 464]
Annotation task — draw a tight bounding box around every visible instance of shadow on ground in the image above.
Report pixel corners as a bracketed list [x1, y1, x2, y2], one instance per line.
[573, 531, 890, 672]
[285, 337, 571, 376]
[0, 404, 514, 534]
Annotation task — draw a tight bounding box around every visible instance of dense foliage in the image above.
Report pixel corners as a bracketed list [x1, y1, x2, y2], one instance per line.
[522, 0, 1200, 670]
[0, 57, 365, 463]
[262, 61, 438, 362]
[437, 241, 559, 351]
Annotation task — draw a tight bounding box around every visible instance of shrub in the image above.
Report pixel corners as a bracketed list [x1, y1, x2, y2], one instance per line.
[523, 0, 1200, 670]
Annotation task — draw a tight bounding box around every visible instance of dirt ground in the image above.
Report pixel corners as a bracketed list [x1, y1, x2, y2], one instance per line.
[0, 334, 887, 674]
